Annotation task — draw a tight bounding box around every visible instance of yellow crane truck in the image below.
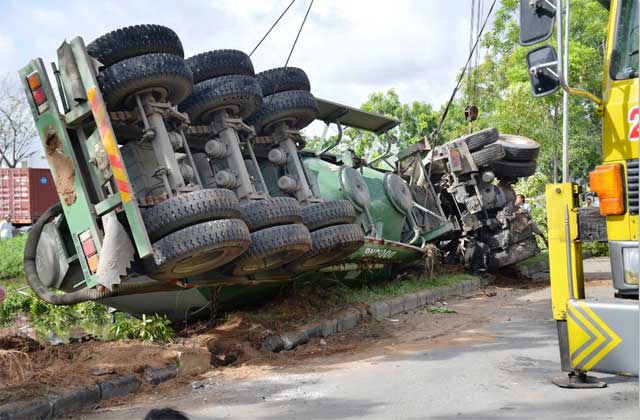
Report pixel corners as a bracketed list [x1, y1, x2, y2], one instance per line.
[520, 0, 638, 386]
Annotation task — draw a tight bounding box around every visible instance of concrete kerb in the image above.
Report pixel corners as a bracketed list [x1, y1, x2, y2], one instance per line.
[263, 277, 484, 352]
[0, 373, 147, 419]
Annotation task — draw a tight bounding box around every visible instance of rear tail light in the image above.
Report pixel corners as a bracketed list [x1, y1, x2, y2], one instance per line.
[589, 163, 625, 215]
[79, 230, 99, 274]
[26, 71, 48, 111]
[32, 87, 46, 106]
[27, 72, 41, 90]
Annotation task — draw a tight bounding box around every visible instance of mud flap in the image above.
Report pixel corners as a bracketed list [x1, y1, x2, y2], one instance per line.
[96, 211, 134, 290]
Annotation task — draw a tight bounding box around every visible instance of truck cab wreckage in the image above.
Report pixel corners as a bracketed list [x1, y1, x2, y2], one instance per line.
[20, 25, 541, 321]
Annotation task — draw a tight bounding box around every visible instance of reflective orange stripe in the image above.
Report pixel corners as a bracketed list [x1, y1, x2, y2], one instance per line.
[87, 86, 132, 203]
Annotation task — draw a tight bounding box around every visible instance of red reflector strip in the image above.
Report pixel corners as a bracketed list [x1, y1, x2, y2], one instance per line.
[32, 87, 46, 106]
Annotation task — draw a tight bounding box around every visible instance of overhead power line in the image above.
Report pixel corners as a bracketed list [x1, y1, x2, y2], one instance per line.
[432, 0, 497, 143]
[249, 0, 297, 57]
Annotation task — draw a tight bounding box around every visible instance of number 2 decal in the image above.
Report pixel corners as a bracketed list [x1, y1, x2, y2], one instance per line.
[629, 106, 639, 141]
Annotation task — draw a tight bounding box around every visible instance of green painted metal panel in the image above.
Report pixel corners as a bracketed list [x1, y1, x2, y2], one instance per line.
[303, 157, 406, 241]
[18, 59, 102, 287]
[68, 37, 153, 259]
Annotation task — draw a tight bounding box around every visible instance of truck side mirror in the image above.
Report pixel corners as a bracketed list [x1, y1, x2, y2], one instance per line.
[519, 0, 556, 46]
[526, 45, 560, 97]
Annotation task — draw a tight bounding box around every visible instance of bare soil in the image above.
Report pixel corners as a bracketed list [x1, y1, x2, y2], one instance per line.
[0, 273, 545, 409]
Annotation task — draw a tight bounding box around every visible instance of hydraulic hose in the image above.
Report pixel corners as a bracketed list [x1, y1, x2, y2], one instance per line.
[24, 203, 179, 305]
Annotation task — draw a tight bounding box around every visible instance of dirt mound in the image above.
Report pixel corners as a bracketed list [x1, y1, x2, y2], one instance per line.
[0, 335, 42, 353]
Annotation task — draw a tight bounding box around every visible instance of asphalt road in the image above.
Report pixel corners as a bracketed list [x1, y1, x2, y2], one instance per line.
[85, 263, 638, 420]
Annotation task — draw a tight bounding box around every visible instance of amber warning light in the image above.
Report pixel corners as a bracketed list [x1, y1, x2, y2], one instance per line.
[589, 163, 625, 216]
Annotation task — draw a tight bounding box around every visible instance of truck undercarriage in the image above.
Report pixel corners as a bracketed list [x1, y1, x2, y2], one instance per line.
[20, 24, 542, 322]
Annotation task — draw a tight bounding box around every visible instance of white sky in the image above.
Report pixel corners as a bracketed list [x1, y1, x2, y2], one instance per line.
[0, 0, 493, 166]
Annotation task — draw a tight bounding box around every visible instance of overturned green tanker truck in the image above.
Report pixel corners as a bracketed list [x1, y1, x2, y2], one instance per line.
[20, 25, 541, 322]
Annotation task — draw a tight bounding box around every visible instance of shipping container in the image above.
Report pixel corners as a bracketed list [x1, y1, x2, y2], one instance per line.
[0, 168, 59, 225]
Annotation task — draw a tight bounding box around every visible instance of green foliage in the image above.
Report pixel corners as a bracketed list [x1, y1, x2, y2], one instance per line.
[0, 285, 33, 327]
[0, 281, 174, 342]
[110, 313, 174, 342]
[469, 0, 607, 181]
[0, 235, 27, 279]
[583, 242, 610, 257]
[308, 0, 607, 184]
[422, 305, 457, 314]
[0, 280, 111, 335]
[311, 89, 440, 160]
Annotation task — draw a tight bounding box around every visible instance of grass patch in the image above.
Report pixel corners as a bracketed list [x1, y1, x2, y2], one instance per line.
[0, 235, 27, 280]
[329, 273, 475, 306]
[518, 250, 549, 268]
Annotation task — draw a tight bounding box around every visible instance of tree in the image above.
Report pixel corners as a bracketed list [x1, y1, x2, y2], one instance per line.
[0, 75, 38, 168]
[460, 0, 608, 189]
[309, 0, 607, 189]
[311, 89, 440, 160]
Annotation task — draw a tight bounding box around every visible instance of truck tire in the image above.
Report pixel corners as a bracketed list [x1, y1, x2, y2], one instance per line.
[496, 134, 540, 162]
[302, 200, 356, 231]
[256, 67, 311, 96]
[239, 197, 303, 232]
[146, 219, 251, 280]
[98, 53, 193, 110]
[230, 224, 312, 275]
[491, 159, 537, 179]
[470, 143, 506, 168]
[289, 224, 364, 272]
[452, 128, 499, 152]
[179, 74, 262, 123]
[187, 50, 255, 84]
[488, 237, 539, 270]
[87, 24, 184, 67]
[143, 189, 240, 242]
[247, 90, 318, 135]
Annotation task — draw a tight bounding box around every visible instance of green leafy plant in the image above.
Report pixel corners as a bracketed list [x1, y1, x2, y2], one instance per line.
[0, 280, 111, 336]
[583, 241, 609, 257]
[110, 313, 174, 342]
[0, 286, 34, 327]
[422, 305, 456, 314]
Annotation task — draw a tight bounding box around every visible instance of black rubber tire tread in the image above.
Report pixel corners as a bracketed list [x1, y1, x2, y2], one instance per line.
[187, 50, 255, 84]
[98, 53, 193, 110]
[256, 67, 311, 96]
[247, 90, 319, 135]
[289, 224, 365, 272]
[488, 237, 539, 270]
[230, 224, 312, 275]
[470, 143, 506, 168]
[143, 189, 240, 242]
[302, 200, 356, 232]
[88, 24, 184, 67]
[146, 219, 251, 280]
[452, 128, 499, 152]
[496, 134, 541, 162]
[491, 159, 538, 179]
[239, 197, 303, 232]
[179, 75, 262, 122]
